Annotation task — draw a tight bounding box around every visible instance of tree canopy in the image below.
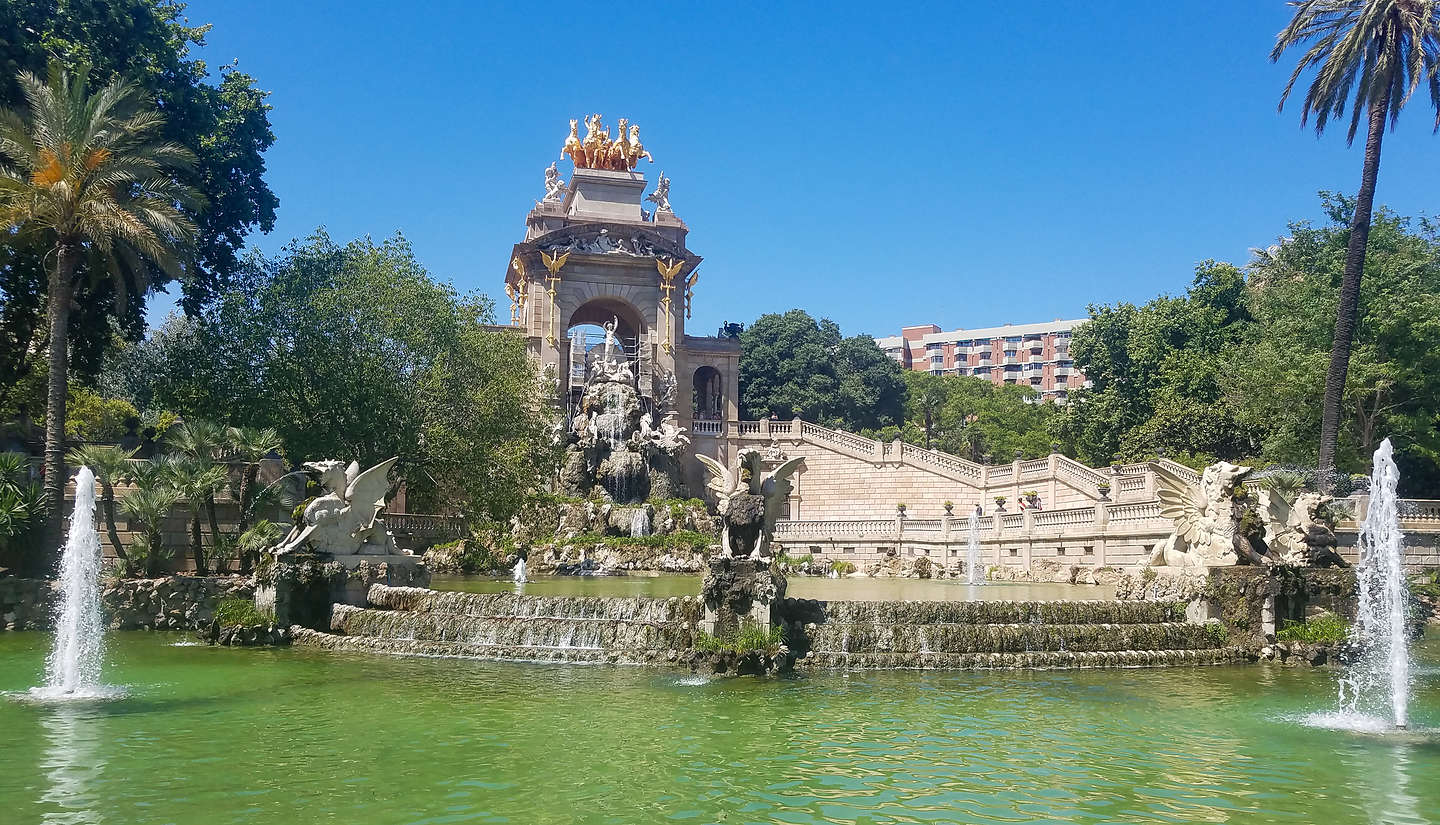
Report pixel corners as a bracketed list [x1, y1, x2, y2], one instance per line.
[738, 309, 905, 432]
[102, 231, 557, 523]
[867, 371, 1057, 462]
[0, 0, 276, 413]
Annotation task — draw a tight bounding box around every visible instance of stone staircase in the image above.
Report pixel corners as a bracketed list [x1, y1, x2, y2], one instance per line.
[788, 598, 1244, 670]
[291, 584, 702, 665]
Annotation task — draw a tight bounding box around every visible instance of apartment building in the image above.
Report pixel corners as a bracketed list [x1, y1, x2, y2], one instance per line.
[874, 319, 1088, 402]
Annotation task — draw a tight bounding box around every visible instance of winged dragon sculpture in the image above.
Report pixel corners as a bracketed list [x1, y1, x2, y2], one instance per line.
[696, 449, 804, 558]
[1147, 461, 1271, 568]
[275, 457, 401, 556]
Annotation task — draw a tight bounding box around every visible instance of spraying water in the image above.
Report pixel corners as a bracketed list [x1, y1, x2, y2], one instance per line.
[33, 468, 108, 699]
[1309, 439, 1412, 732]
[513, 557, 528, 585]
[966, 507, 984, 586]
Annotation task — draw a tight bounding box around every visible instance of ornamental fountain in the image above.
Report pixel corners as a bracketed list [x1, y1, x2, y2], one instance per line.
[29, 467, 110, 700]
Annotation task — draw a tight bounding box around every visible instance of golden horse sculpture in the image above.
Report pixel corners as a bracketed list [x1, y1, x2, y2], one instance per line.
[562, 114, 654, 171]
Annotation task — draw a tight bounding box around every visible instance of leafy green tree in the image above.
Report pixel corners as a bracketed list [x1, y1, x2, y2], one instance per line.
[0, 451, 44, 570]
[1229, 198, 1440, 494]
[166, 418, 227, 554]
[1051, 263, 1261, 466]
[739, 309, 905, 431]
[105, 232, 557, 524]
[870, 372, 1056, 462]
[66, 443, 137, 564]
[0, 66, 199, 563]
[1272, 0, 1440, 489]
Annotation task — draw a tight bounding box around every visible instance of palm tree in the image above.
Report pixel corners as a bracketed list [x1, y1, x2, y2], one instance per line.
[227, 426, 282, 571]
[120, 484, 179, 577]
[156, 455, 228, 575]
[0, 65, 201, 561]
[1272, 1, 1440, 489]
[167, 419, 228, 552]
[66, 444, 138, 564]
[227, 426, 282, 534]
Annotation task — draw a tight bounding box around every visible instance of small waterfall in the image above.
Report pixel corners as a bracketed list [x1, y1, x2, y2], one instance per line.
[966, 507, 984, 586]
[513, 557, 528, 584]
[34, 468, 107, 699]
[629, 508, 651, 538]
[1333, 439, 1412, 729]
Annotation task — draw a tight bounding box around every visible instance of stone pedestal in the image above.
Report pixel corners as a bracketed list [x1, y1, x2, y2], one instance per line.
[564, 168, 647, 220]
[699, 556, 786, 636]
[256, 554, 430, 630]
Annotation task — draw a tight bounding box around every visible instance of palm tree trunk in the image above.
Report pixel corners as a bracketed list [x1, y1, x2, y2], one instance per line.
[190, 515, 207, 575]
[205, 493, 222, 572]
[40, 243, 78, 573]
[99, 481, 127, 562]
[237, 464, 258, 534]
[1317, 95, 1389, 492]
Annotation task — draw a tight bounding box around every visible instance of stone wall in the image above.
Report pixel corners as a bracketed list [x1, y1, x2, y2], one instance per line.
[1, 576, 254, 631]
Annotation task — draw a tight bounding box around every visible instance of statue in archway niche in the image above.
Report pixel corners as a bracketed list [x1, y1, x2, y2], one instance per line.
[558, 323, 689, 504]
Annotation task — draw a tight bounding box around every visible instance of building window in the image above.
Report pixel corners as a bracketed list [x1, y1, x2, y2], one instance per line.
[809, 545, 822, 554]
[843, 547, 854, 555]
[1009, 548, 1019, 557]
[1056, 546, 1066, 556]
[1084, 546, 1094, 556]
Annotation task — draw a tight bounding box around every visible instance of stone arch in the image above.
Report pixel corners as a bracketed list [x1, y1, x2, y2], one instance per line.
[692, 365, 723, 420]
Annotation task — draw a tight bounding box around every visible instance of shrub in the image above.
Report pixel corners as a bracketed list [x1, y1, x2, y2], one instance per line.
[214, 598, 265, 627]
[830, 560, 857, 576]
[1275, 614, 1349, 643]
[694, 621, 784, 654]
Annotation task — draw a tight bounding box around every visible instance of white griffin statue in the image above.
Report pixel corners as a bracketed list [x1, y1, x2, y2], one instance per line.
[275, 457, 401, 556]
[1148, 461, 1270, 568]
[696, 449, 804, 558]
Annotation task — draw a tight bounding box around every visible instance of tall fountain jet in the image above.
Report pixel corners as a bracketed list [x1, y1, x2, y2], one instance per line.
[1339, 439, 1411, 729]
[966, 507, 984, 586]
[35, 467, 106, 699]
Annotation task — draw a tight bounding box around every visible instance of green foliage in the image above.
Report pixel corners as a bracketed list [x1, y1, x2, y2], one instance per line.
[0, 452, 44, 566]
[64, 389, 139, 442]
[739, 309, 905, 431]
[774, 551, 814, 568]
[871, 371, 1056, 461]
[829, 560, 857, 576]
[0, 0, 277, 401]
[1275, 614, 1349, 643]
[213, 598, 265, 627]
[1051, 262, 1260, 467]
[1230, 199, 1440, 494]
[102, 231, 558, 523]
[693, 622, 784, 654]
[1203, 623, 1230, 646]
[560, 531, 715, 554]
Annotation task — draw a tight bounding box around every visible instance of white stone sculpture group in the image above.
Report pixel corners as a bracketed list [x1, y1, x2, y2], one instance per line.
[275, 457, 401, 557]
[1148, 460, 1347, 569]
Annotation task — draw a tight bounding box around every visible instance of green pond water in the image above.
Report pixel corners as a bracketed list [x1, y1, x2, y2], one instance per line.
[3, 633, 1438, 825]
[433, 574, 1116, 602]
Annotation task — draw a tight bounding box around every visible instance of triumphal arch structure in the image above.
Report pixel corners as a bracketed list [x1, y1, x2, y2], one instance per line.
[501, 115, 740, 490]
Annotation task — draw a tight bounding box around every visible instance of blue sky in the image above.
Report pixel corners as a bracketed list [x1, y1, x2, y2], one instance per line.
[159, 0, 1440, 339]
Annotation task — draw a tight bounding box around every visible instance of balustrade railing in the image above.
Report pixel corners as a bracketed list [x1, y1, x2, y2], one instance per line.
[903, 519, 943, 532]
[692, 420, 722, 436]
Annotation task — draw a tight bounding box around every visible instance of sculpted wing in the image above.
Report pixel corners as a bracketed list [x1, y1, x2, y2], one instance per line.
[1154, 466, 1204, 544]
[345, 456, 398, 530]
[1260, 489, 1293, 548]
[695, 454, 734, 497]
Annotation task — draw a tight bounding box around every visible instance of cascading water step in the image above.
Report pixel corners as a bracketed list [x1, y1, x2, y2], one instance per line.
[328, 604, 695, 652]
[806, 621, 1225, 655]
[795, 647, 1249, 671]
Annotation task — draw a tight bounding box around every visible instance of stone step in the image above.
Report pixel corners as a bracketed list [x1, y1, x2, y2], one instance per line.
[330, 604, 695, 651]
[795, 647, 1249, 671]
[365, 584, 702, 623]
[291, 627, 685, 665]
[794, 598, 1186, 626]
[804, 621, 1223, 655]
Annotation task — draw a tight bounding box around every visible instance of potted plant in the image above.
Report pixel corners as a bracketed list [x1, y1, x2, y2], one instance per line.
[1023, 490, 1040, 505]
[993, 496, 1007, 511]
[1096, 480, 1111, 499]
[943, 500, 954, 515]
[896, 502, 907, 515]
